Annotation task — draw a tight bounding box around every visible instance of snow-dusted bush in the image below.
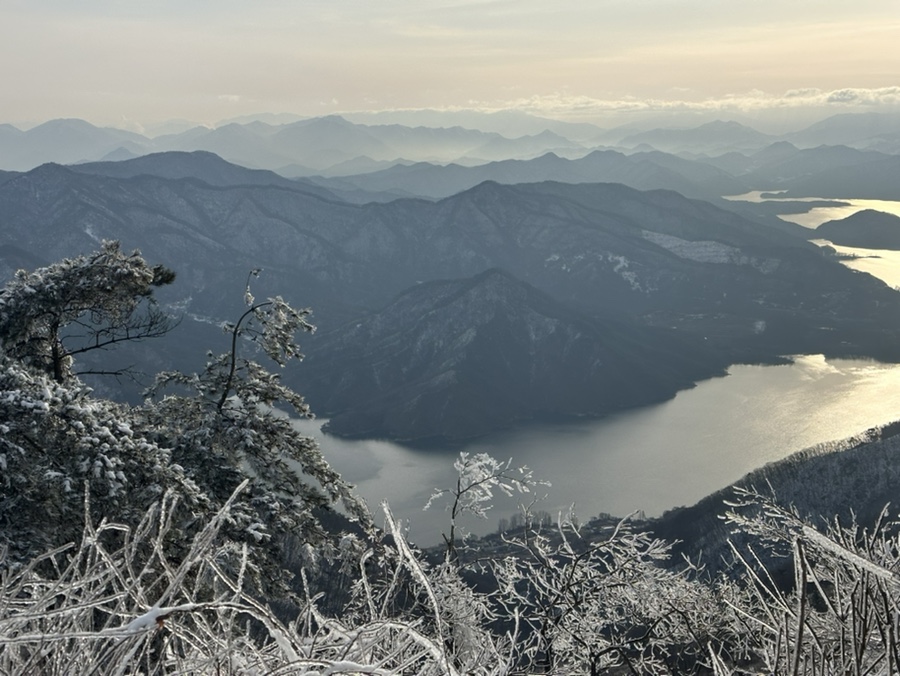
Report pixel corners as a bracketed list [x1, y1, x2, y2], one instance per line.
[0, 485, 490, 676]
[724, 487, 900, 675]
[5, 452, 900, 674]
[490, 510, 735, 674]
[424, 451, 546, 560]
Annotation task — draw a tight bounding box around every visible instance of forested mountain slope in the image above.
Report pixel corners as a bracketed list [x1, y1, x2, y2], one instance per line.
[2, 156, 899, 439]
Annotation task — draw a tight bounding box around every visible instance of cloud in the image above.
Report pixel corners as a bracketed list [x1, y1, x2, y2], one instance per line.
[825, 87, 900, 106]
[457, 87, 900, 120]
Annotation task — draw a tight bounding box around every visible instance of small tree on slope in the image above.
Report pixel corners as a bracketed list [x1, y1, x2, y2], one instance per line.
[145, 270, 369, 586]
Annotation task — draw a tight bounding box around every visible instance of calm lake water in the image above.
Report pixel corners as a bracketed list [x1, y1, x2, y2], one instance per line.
[297, 194, 900, 546]
[724, 191, 900, 228]
[298, 356, 900, 545]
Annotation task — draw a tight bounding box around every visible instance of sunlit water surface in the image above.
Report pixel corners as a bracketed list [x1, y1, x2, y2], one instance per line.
[724, 191, 900, 229]
[726, 191, 900, 288]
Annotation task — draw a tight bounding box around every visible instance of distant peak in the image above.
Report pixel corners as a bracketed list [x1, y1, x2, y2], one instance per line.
[30, 118, 98, 132]
[306, 114, 352, 126]
[700, 120, 747, 129]
[24, 162, 75, 179]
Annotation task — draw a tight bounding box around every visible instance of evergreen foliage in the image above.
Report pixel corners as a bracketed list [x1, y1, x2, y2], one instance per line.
[0, 245, 366, 591]
[0, 241, 175, 383]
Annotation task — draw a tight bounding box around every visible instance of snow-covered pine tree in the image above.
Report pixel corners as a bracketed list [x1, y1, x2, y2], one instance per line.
[0, 240, 175, 384]
[0, 246, 367, 594]
[145, 270, 370, 588]
[0, 350, 199, 561]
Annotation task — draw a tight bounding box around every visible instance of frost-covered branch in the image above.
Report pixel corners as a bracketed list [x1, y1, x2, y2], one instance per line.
[425, 451, 547, 560]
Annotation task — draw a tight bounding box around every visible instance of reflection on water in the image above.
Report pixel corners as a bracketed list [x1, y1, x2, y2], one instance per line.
[779, 199, 900, 229]
[726, 191, 900, 288]
[299, 356, 900, 545]
[296, 193, 900, 545]
[810, 238, 900, 289]
[724, 191, 900, 229]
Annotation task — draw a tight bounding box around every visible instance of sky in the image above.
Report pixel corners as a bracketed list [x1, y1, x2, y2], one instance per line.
[3, 0, 900, 132]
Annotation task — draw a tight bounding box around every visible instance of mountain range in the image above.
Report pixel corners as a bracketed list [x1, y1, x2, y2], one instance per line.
[4, 112, 900, 178]
[0, 116, 589, 174]
[6, 115, 899, 218]
[1, 151, 899, 441]
[306, 149, 748, 203]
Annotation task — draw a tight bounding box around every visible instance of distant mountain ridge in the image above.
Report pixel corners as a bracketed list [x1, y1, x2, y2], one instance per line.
[0, 119, 146, 169]
[785, 112, 900, 151]
[69, 151, 341, 200]
[308, 149, 748, 202]
[0, 116, 589, 173]
[618, 120, 777, 155]
[3, 112, 900, 177]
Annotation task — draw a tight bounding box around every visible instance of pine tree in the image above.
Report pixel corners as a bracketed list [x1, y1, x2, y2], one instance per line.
[0, 240, 175, 384]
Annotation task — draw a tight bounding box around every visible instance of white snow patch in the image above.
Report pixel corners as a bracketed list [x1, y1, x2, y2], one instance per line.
[642, 231, 780, 273]
[605, 254, 648, 292]
[83, 223, 102, 244]
[544, 251, 585, 273]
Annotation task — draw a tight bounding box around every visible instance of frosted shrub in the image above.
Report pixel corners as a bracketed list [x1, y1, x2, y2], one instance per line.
[6, 457, 900, 675]
[0, 488, 513, 675]
[341, 502, 515, 675]
[425, 451, 546, 560]
[724, 487, 900, 675]
[492, 510, 732, 674]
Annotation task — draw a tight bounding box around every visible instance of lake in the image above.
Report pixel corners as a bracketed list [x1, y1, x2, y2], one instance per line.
[296, 193, 900, 546]
[724, 191, 900, 229]
[298, 356, 900, 545]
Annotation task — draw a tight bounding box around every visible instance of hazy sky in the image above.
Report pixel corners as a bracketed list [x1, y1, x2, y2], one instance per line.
[3, 0, 900, 130]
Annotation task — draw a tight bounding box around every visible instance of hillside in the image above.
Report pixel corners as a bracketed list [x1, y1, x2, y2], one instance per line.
[652, 420, 900, 575]
[2, 155, 900, 440]
[815, 209, 900, 250]
[301, 268, 721, 443]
